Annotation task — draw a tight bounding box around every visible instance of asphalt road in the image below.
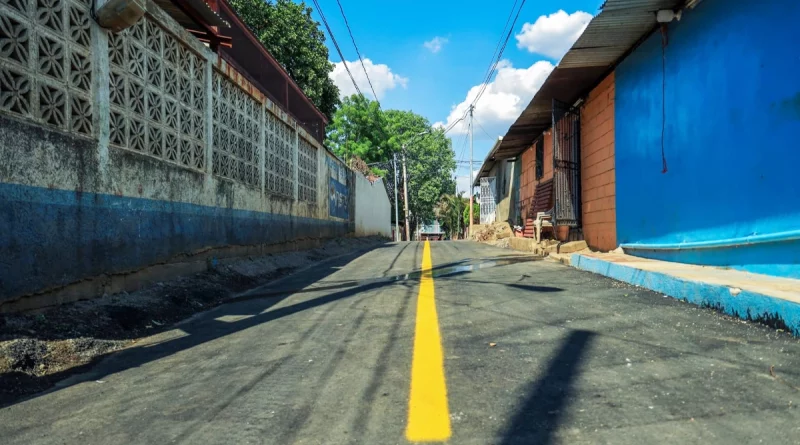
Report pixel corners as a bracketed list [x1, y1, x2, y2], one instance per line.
[2, 241, 800, 444]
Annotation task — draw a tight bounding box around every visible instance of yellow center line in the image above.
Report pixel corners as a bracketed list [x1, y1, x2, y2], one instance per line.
[406, 241, 451, 442]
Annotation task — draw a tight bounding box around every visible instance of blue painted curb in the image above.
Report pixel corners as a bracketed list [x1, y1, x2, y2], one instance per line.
[570, 254, 800, 336]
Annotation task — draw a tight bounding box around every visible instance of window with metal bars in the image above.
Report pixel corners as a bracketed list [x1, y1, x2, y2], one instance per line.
[535, 136, 544, 180]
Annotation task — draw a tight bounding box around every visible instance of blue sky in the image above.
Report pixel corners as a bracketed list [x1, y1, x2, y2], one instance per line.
[311, 0, 603, 194]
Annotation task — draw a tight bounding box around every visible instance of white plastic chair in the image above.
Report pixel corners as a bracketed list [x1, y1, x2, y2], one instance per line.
[533, 212, 552, 243]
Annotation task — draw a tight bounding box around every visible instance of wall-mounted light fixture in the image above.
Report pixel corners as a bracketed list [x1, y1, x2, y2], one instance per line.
[96, 0, 146, 32]
[656, 9, 682, 23]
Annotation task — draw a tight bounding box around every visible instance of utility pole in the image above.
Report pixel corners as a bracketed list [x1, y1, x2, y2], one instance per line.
[402, 147, 410, 242]
[455, 174, 461, 240]
[393, 153, 400, 241]
[468, 104, 475, 238]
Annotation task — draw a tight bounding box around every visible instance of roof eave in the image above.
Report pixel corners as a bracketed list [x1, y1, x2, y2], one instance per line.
[494, 0, 686, 159]
[472, 136, 505, 187]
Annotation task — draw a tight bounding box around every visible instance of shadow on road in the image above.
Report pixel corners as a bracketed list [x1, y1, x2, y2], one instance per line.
[498, 330, 595, 445]
[0, 244, 392, 409]
[1, 246, 559, 411]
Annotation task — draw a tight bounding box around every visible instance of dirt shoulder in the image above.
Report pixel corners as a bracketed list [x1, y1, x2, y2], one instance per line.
[0, 237, 387, 406]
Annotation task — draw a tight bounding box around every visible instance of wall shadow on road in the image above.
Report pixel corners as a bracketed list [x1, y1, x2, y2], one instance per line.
[234, 255, 546, 301]
[0, 243, 398, 409]
[498, 330, 595, 445]
[0, 248, 556, 410]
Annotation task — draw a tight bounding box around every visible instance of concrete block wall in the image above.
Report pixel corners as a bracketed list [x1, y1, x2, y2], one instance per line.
[580, 71, 617, 251]
[354, 175, 391, 237]
[482, 160, 513, 224]
[0, 0, 357, 308]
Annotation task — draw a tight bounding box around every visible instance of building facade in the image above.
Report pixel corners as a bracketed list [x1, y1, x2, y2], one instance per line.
[0, 0, 387, 309]
[492, 0, 799, 279]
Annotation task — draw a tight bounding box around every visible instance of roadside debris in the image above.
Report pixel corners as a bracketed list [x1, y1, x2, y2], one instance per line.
[485, 238, 511, 249]
[769, 365, 800, 391]
[0, 236, 386, 406]
[471, 222, 513, 242]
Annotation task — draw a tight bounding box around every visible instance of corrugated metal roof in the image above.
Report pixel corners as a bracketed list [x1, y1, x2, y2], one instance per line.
[493, 0, 684, 159]
[153, 0, 230, 30]
[601, 0, 678, 11]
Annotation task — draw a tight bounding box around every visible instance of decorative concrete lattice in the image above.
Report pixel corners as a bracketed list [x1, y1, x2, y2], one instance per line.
[107, 17, 206, 170]
[0, 0, 93, 136]
[264, 110, 295, 198]
[211, 71, 260, 188]
[297, 136, 317, 203]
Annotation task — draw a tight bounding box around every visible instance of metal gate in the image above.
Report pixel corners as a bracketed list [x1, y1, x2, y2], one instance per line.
[552, 99, 582, 227]
[479, 176, 497, 224]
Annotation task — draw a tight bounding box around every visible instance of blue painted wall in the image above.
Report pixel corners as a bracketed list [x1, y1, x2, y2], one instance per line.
[327, 157, 349, 219]
[0, 182, 349, 299]
[615, 0, 800, 278]
[0, 112, 356, 303]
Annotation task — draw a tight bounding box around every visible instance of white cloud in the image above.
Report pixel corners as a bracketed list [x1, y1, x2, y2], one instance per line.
[515, 10, 592, 60]
[330, 58, 408, 100]
[438, 60, 555, 137]
[423, 36, 449, 54]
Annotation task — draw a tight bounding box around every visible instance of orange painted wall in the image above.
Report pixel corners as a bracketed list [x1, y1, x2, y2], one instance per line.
[580, 71, 617, 251]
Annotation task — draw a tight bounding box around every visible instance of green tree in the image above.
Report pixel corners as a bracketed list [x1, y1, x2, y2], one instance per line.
[227, 0, 340, 120]
[463, 200, 480, 227]
[401, 139, 456, 225]
[325, 98, 456, 227]
[437, 193, 466, 239]
[325, 95, 388, 164]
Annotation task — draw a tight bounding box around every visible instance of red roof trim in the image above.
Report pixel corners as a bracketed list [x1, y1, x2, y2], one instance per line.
[218, 0, 328, 124]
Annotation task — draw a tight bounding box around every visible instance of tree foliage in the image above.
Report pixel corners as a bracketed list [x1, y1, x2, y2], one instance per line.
[325, 95, 388, 163]
[227, 0, 340, 120]
[437, 193, 466, 239]
[325, 95, 456, 225]
[463, 200, 480, 227]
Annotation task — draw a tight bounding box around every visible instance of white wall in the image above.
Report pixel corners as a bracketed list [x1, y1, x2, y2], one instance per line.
[354, 175, 392, 237]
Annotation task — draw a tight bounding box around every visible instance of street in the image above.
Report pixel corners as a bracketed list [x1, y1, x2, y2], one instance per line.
[2, 241, 799, 444]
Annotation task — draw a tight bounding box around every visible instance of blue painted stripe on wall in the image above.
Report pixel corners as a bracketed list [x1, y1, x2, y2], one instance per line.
[620, 229, 800, 251]
[0, 182, 350, 300]
[624, 239, 800, 280]
[571, 254, 800, 335]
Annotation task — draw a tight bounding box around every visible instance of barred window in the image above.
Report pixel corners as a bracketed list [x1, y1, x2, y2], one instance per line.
[535, 136, 544, 180]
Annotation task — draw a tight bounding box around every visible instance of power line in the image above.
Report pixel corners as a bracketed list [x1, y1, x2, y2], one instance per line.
[474, 0, 519, 96]
[441, 1, 526, 138]
[453, 128, 471, 194]
[471, 0, 527, 109]
[309, 0, 363, 99]
[443, 109, 469, 135]
[333, 0, 380, 103]
[456, 130, 470, 167]
[311, 0, 397, 161]
[474, 117, 493, 139]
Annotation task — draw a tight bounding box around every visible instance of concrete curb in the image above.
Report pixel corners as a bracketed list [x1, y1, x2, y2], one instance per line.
[546, 253, 571, 266]
[571, 253, 800, 335]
